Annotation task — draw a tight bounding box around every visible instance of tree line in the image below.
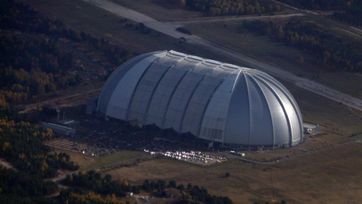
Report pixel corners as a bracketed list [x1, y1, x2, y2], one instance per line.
[184, 0, 282, 16]
[0, 168, 59, 204]
[0, 118, 79, 178]
[58, 171, 233, 204]
[279, 0, 362, 27]
[0, 0, 119, 202]
[243, 18, 362, 72]
[0, 116, 80, 203]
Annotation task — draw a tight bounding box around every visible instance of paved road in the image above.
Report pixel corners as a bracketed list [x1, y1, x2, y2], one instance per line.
[171, 13, 304, 24]
[82, 0, 362, 112]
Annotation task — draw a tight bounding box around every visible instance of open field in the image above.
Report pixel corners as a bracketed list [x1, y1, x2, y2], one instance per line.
[48, 137, 152, 171]
[85, 150, 151, 171]
[107, 142, 362, 204]
[54, 148, 150, 171]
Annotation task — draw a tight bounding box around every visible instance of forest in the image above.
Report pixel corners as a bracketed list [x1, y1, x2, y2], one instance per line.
[0, 0, 112, 203]
[0, 0, 130, 107]
[279, 0, 362, 27]
[184, 0, 282, 16]
[0, 2, 82, 202]
[243, 18, 362, 72]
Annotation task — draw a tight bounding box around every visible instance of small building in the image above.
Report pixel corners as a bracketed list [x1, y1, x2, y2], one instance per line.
[41, 122, 76, 137]
[303, 123, 320, 136]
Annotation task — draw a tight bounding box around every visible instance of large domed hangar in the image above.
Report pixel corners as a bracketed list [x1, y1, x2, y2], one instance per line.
[96, 50, 304, 148]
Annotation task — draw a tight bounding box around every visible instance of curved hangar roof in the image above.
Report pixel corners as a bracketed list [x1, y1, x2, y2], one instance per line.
[97, 50, 303, 147]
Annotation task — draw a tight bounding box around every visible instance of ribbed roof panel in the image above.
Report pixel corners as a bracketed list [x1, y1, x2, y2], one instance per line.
[97, 50, 304, 148]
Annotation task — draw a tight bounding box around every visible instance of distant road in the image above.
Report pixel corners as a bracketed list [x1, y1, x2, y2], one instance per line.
[20, 88, 101, 113]
[171, 13, 304, 24]
[270, 0, 320, 15]
[82, 0, 362, 112]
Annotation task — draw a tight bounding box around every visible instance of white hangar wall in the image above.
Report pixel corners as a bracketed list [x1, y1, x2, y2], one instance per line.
[97, 50, 304, 147]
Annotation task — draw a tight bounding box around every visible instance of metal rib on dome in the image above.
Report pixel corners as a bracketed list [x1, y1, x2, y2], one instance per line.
[97, 50, 304, 148]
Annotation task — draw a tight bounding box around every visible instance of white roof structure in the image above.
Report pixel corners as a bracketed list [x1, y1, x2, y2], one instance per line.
[97, 50, 304, 147]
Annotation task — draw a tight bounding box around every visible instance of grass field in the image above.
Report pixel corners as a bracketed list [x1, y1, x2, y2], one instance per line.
[84, 151, 151, 171]
[107, 142, 362, 204]
[57, 149, 150, 171]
